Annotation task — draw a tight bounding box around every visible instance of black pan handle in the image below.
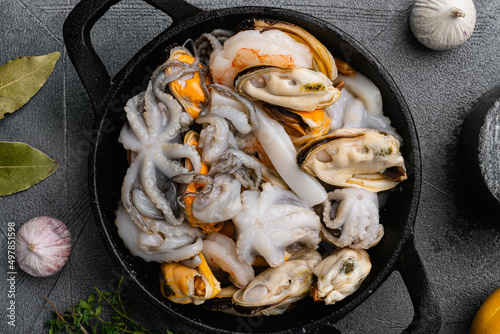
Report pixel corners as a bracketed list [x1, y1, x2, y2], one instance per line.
[396, 234, 442, 334]
[63, 0, 205, 110]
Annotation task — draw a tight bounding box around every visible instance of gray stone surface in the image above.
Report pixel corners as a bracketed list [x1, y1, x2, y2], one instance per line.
[1, 0, 499, 333]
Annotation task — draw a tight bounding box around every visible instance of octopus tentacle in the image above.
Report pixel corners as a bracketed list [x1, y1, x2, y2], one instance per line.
[192, 174, 242, 224]
[211, 148, 263, 190]
[197, 70, 212, 119]
[118, 123, 142, 152]
[155, 86, 183, 142]
[166, 59, 202, 72]
[194, 30, 233, 63]
[209, 153, 242, 175]
[115, 205, 204, 263]
[187, 43, 212, 118]
[162, 143, 202, 173]
[197, 114, 231, 165]
[124, 92, 149, 143]
[209, 83, 259, 134]
[141, 157, 184, 226]
[152, 154, 189, 179]
[132, 188, 164, 220]
[158, 236, 204, 263]
[321, 193, 342, 230]
[172, 173, 213, 185]
[172, 173, 214, 203]
[144, 83, 164, 137]
[121, 154, 141, 223]
[150, 62, 169, 82]
[121, 155, 158, 234]
[150, 60, 200, 92]
[202, 233, 255, 288]
[197, 32, 223, 51]
[158, 64, 201, 88]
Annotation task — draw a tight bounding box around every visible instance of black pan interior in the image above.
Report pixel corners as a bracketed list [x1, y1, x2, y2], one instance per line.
[90, 7, 419, 334]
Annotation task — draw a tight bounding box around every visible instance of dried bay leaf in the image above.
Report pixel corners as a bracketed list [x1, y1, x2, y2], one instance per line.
[0, 52, 60, 119]
[0, 142, 59, 196]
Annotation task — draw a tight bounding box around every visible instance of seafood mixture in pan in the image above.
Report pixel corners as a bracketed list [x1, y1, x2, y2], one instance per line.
[115, 18, 407, 315]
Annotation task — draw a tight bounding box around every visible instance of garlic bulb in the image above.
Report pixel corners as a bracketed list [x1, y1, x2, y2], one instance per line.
[410, 0, 476, 51]
[15, 216, 72, 277]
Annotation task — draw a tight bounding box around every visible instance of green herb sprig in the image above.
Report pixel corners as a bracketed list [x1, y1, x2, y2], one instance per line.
[44, 277, 173, 334]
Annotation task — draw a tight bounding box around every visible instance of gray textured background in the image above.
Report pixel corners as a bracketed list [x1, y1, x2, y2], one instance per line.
[1, 0, 499, 333]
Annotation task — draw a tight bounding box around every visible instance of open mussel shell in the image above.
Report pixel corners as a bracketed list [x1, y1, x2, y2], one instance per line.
[231, 251, 321, 316]
[297, 128, 407, 192]
[234, 66, 340, 112]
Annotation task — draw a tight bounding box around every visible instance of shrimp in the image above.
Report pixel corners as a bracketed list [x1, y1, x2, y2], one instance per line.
[209, 29, 314, 87]
[202, 233, 255, 288]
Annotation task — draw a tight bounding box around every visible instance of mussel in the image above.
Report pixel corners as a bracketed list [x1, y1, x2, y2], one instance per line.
[311, 248, 371, 305]
[231, 251, 321, 316]
[166, 47, 211, 120]
[297, 128, 407, 192]
[234, 66, 340, 112]
[160, 253, 221, 305]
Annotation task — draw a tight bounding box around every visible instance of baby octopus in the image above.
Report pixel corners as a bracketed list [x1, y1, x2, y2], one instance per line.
[232, 183, 322, 267]
[119, 61, 207, 233]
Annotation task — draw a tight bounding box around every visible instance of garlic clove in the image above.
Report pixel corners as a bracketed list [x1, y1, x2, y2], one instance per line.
[15, 216, 72, 277]
[410, 0, 476, 51]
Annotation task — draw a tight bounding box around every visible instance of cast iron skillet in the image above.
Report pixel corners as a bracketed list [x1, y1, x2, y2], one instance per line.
[63, 0, 442, 332]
